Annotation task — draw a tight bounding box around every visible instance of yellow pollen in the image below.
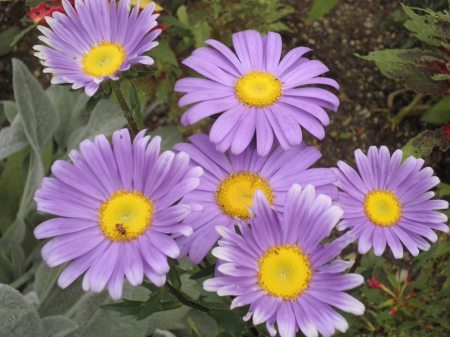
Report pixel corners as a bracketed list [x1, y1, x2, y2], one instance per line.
[215, 171, 274, 220]
[235, 71, 282, 108]
[258, 244, 312, 300]
[364, 189, 402, 227]
[82, 41, 126, 77]
[98, 190, 154, 241]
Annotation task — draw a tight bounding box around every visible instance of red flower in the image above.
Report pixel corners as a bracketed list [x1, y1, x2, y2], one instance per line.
[444, 124, 450, 141]
[27, 3, 64, 24]
[368, 276, 384, 290]
[389, 307, 397, 316]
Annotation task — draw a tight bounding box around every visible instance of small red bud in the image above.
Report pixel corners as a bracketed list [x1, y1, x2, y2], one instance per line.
[444, 124, 450, 141]
[389, 308, 397, 316]
[368, 276, 384, 290]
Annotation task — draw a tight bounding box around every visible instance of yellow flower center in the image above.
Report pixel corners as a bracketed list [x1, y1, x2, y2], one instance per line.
[235, 71, 282, 108]
[98, 190, 154, 241]
[364, 189, 402, 227]
[82, 41, 126, 77]
[258, 244, 312, 300]
[215, 171, 274, 220]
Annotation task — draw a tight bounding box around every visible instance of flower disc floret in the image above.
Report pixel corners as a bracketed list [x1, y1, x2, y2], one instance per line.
[82, 42, 126, 78]
[204, 185, 364, 337]
[98, 190, 154, 241]
[258, 244, 312, 300]
[33, 0, 161, 96]
[333, 146, 449, 259]
[34, 129, 202, 300]
[235, 71, 282, 107]
[215, 171, 274, 220]
[175, 29, 340, 156]
[173, 133, 338, 264]
[364, 189, 402, 227]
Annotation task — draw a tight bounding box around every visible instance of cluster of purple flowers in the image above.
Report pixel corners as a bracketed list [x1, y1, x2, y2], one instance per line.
[33, 1, 448, 336]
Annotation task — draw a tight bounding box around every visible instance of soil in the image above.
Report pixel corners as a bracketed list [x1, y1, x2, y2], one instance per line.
[1, 0, 449, 183]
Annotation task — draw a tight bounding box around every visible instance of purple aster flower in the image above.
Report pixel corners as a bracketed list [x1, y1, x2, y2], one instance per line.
[204, 184, 364, 337]
[173, 133, 338, 264]
[34, 129, 203, 300]
[174, 30, 339, 156]
[33, 0, 160, 96]
[333, 146, 449, 258]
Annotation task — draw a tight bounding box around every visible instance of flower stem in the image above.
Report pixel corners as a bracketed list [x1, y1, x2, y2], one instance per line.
[164, 282, 210, 313]
[349, 253, 362, 273]
[113, 87, 140, 137]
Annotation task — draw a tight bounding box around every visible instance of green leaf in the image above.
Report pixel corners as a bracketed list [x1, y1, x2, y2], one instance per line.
[0, 217, 25, 251]
[168, 264, 182, 291]
[136, 289, 164, 320]
[85, 95, 101, 115]
[149, 40, 178, 66]
[387, 274, 399, 288]
[356, 49, 450, 95]
[421, 95, 450, 125]
[402, 127, 450, 160]
[0, 123, 30, 161]
[46, 85, 89, 148]
[437, 182, 450, 197]
[34, 263, 66, 304]
[12, 59, 59, 217]
[66, 98, 126, 152]
[8, 23, 38, 50]
[0, 147, 28, 234]
[192, 18, 212, 48]
[129, 82, 143, 130]
[176, 5, 190, 26]
[0, 284, 43, 337]
[71, 284, 149, 337]
[0, 26, 21, 56]
[149, 126, 183, 152]
[134, 71, 155, 79]
[100, 299, 144, 317]
[0, 250, 15, 283]
[41, 316, 78, 337]
[431, 315, 450, 330]
[432, 74, 450, 81]
[377, 299, 396, 309]
[208, 309, 246, 337]
[408, 298, 428, 311]
[2, 100, 18, 122]
[306, 0, 340, 23]
[189, 264, 216, 280]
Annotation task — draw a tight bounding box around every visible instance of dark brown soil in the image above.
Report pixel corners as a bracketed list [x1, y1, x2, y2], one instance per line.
[1, 0, 449, 183]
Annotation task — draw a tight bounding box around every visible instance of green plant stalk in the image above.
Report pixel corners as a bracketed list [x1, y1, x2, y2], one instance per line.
[112, 87, 141, 137]
[164, 282, 210, 313]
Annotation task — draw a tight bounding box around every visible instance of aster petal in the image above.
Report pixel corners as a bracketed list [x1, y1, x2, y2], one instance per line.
[292, 300, 319, 337]
[41, 227, 105, 267]
[317, 260, 354, 274]
[192, 47, 241, 77]
[205, 39, 246, 74]
[263, 32, 282, 73]
[140, 233, 170, 274]
[232, 31, 253, 72]
[357, 223, 375, 254]
[275, 47, 312, 77]
[108, 250, 124, 301]
[143, 262, 166, 287]
[113, 129, 133, 191]
[34, 218, 98, 239]
[277, 301, 297, 337]
[255, 108, 274, 156]
[122, 241, 144, 286]
[307, 289, 365, 315]
[89, 242, 120, 293]
[384, 227, 404, 259]
[148, 231, 180, 259]
[230, 108, 256, 155]
[309, 233, 355, 267]
[182, 98, 240, 126]
[311, 273, 364, 291]
[372, 226, 387, 256]
[58, 239, 111, 289]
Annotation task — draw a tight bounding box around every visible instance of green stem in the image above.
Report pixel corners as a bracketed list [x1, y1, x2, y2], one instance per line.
[164, 282, 210, 313]
[349, 253, 362, 273]
[113, 87, 140, 137]
[9, 269, 35, 289]
[390, 93, 425, 129]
